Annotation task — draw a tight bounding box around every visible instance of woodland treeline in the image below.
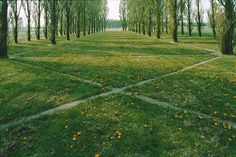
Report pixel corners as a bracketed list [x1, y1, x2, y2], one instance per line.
[0, 0, 108, 57]
[119, 0, 236, 55]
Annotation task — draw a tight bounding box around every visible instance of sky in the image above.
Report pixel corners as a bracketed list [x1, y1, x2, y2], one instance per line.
[107, 0, 210, 21]
[107, 0, 121, 20]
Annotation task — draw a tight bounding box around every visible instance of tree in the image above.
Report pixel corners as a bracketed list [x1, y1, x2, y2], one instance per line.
[76, 0, 81, 38]
[0, 0, 8, 57]
[48, 0, 58, 45]
[218, 0, 235, 54]
[156, 0, 163, 38]
[208, 0, 216, 38]
[82, 0, 86, 36]
[58, 0, 65, 36]
[169, 0, 179, 42]
[44, 0, 48, 39]
[34, 0, 43, 40]
[65, 0, 72, 40]
[195, 0, 203, 37]
[10, 0, 21, 43]
[180, 0, 186, 35]
[187, 0, 192, 36]
[119, 0, 128, 31]
[22, 0, 32, 41]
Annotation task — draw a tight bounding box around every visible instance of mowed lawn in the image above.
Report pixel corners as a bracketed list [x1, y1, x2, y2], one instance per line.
[0, 31, 235, 157]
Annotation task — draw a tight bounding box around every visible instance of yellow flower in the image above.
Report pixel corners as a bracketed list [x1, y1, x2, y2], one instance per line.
[198, 115, 204, 120]
[227, 124, 232, 130]
[95, 153, 100, 157]
[72, 137, 77, 141]
[214, 122, 218, 126]
[118, 135, 121, 139]
[77, 132, 81, 135]
[213, 111, 218, 115]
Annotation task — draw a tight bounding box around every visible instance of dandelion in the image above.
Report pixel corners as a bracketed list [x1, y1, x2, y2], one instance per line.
[95, 153, 100, 157]
[213, 111, 218, 115]
[116, 131, 122, 139]
[144, 124, 148, 128]
[214, 122, 218, 126]
[227, 124, 232, 130]
[77, 132, 81, 135]
[223, 113, 228, 117]
[72, 137, 77, 141]
[198, 115, 204, 120]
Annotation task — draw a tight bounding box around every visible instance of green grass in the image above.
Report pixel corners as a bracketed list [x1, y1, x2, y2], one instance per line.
[0, 31, 236, 156]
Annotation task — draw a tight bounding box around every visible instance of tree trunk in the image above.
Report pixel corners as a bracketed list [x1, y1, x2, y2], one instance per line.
[51, 0, 56, 45]
[196, 0, 202, 37]
[66, 0, 70, 40]
[27, 17, 31, 41]
[157, 16, 161, 38]
[148, 10, 152, 36]
[210, 0, 216, 39]
[221, 0, 235, 54]
[44, 5, 48, 39]
[187, 0, 192, 36]
[165, 16, 168, 33]
[83, 8, 86, 36]
[172, 0, 178, 42]
[180, 0, 184, 35]
[26, 1, 31, 41]
[14, 17, 18, 43]
[0, 0, 8, 57]
[59, 14, 63, 36]
[77, 9, 81, 38]
[37, 0, 41, 40]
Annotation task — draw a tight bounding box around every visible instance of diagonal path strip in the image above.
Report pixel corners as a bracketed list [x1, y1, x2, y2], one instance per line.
[124, 56, 220, 89]
[0, 88, 123, 130]
[121, 92, 236, 128]
[10, 59, 103, 87]
[11, 49, 36, 57]
[0, 56, 221, 130]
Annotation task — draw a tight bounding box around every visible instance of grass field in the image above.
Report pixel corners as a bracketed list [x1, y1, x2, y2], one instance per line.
[0, 31, 236, 157]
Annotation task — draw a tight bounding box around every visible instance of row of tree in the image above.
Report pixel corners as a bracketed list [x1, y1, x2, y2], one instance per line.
[119, 0, 235, 55]
[0, 0, 108, 57]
